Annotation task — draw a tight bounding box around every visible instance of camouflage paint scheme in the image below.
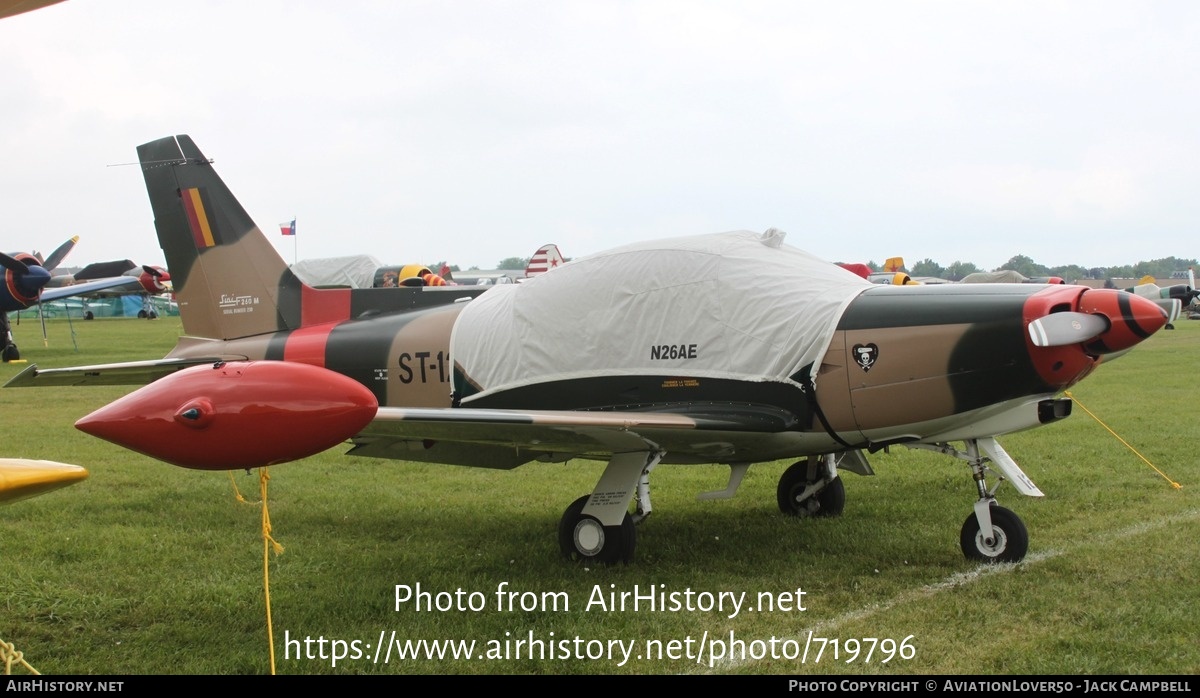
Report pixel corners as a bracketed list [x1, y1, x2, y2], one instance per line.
[6, 135, 1168, 565]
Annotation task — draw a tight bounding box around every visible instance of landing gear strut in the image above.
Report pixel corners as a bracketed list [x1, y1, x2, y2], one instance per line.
[558, 450, 662, 564]
[912, 438, 1034, 563]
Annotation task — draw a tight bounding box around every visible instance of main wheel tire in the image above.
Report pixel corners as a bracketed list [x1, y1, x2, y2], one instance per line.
[84, 311, 94, 320]
[960, 505, 1028, 563]
[776, 461, 845, 517]
[137, 310, 148, 318]
[2, 343, 18, 362]
[558, 495, 636, 564]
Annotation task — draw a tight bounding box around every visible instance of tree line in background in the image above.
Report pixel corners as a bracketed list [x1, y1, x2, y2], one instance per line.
[867, 255, 1198, 283]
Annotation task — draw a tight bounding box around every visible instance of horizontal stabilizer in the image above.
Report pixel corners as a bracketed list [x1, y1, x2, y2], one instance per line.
[4, 357, 231, 388]
[1027, 312, 1109, 347]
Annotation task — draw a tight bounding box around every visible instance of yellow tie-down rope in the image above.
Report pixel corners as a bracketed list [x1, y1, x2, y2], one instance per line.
[1066, 391, 1182, 490]
[227, 467, 285, 675]
[259, 467, 284, 675]
[1, 637, 39, 675]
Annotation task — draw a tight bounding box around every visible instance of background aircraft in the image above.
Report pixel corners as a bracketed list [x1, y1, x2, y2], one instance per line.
[1124, 271, 1196, 330]
[6, 134, 1169, 567]
[49, 260, 173, 319]
[2, 237, 106, 360]
[289, 252, 561, 290]
[3, 239, 172, 360]
[432, 244, 567, 286]
[841, 257, 944, 285]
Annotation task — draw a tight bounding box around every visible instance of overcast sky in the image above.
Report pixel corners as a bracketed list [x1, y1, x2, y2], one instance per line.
[3, 1, 1198, 273]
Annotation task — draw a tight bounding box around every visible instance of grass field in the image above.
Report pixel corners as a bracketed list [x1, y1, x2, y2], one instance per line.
[2, 315, 1197, 675]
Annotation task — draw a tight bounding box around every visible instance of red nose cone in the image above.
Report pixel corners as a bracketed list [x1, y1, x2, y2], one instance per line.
[1079, 288, 1169, 354]
[76, 361, 379, 470]
[1024, 285, 1169, 390]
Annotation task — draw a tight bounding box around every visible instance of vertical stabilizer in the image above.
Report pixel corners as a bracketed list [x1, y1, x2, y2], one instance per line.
[525, 244, 566, 277]
[137, 135, 299, 340]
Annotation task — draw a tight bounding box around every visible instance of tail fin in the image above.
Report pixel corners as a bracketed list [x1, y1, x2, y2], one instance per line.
[138, 135, 304, 339]
[525, 243, 565, 277]
[883, 256, 905, 273]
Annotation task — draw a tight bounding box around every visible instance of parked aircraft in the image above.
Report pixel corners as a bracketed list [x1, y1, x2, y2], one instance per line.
[1125, 273, 1196, 330]
[3, 239, 173, 360]
[3, 237, 118, 360]
[292, 253, 559, 290]
[849, 258, 943, 285]
[5, 135, 1170, 566]
[49, 260, 172, 319]
[448, 246, 566, 287]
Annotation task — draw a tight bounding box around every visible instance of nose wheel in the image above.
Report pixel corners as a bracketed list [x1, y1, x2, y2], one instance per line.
[960, 504, 1028, 563]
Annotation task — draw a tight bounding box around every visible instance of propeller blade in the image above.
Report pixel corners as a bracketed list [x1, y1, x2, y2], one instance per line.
[0, 251, 29, 275]
[42, 236, 79, 271]
[1028, 312, 1110, 347]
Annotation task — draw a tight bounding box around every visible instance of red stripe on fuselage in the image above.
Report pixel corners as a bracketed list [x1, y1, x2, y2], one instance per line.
[282, 286, 352, 366]
[283, 324, 336, 366]
[301, 285, 350, 326]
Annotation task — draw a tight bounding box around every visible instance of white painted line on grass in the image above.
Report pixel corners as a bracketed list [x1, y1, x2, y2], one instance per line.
[699, 507, 1200, 674]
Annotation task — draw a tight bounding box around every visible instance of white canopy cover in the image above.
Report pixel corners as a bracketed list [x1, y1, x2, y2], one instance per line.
[450, 229, 875, 402]
[289, 255, 382, 289]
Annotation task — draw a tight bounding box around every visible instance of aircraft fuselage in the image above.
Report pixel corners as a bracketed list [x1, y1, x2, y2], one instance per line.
[161, 280, 1153, 466]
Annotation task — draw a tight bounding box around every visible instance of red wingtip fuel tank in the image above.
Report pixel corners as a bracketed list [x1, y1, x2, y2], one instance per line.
[75, 361, 379, 470]
[1023, 285, 1168, 390]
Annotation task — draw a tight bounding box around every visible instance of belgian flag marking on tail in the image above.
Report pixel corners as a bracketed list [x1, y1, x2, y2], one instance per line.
[180, 187, 219, 249]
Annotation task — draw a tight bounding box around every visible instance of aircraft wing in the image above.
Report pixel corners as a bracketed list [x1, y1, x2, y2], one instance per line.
[38, 276, 140, 302]
[347, 405, 799, 469]
[4, 357, 230, 387]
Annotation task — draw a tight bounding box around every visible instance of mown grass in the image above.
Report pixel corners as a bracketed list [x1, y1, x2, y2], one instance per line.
[1, 315, 1197, 675]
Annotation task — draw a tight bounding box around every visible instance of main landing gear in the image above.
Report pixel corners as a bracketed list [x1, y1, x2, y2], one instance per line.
[558, 451, 661, 565]
[776, 454, 846, 518]
[557, 437, 1034, 565]
[558, 495, 636, 565]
